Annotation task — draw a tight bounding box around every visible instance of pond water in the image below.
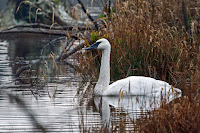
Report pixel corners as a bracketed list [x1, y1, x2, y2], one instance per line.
[0, 33, 166, 132]
[0, 33, 95, 132]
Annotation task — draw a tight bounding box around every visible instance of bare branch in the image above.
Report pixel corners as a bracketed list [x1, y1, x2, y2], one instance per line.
[59, 42, 84, 61]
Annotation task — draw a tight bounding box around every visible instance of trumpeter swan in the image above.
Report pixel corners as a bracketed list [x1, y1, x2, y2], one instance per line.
[85, 38, 181, 98]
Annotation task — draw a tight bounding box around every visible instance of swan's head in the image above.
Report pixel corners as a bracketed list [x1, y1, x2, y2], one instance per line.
[85, 38, 110, 51]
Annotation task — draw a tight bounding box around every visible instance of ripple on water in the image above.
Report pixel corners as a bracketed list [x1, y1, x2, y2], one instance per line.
[0, 40, 13, 85]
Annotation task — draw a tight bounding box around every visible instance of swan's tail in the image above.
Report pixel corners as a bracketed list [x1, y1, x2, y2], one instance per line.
[167, 87, 182, 103]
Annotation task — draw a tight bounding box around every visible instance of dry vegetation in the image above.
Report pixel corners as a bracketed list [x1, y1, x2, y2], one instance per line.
[79, 0, 200, 90]
[137, 96, 200, 132]
[77, 0, 200, 132]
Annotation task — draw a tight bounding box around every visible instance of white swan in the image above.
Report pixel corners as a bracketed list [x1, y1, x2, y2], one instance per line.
[85, 38, 181, 99]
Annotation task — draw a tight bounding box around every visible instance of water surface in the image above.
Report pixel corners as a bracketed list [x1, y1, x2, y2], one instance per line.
[0, 33, 100, 132]
[0, 33, 155, 132]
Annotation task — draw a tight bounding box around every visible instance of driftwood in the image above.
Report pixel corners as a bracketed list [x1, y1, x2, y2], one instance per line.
[0, 23, 91, 36]
[16, 63, 38, 77]
[0, 28, 66, 36]
[1, 23, 89, 32]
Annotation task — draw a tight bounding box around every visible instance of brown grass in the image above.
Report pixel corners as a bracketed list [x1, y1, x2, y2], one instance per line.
[137, 95, 200, 133]
[77, 0, 200, 132]
[78, 0, 200, 94]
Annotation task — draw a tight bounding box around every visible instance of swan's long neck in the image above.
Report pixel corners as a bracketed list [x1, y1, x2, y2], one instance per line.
[94, 48, 111, 95]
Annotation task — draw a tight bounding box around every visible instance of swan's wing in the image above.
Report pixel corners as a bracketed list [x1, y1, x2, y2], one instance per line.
[105, 76, 177, 97]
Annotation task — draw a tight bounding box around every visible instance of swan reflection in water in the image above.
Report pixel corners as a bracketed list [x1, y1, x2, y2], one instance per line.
[93, 91, 181, 130]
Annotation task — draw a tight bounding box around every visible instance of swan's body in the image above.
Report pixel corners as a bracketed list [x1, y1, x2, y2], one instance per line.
[86, 38, 181, 98]
[105, 76, 174, 96]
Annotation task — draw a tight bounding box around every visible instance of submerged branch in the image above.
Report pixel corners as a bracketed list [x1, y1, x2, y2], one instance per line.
[15, 59, 41, 78]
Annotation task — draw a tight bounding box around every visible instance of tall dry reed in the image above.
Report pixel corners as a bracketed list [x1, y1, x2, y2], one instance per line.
[137, 94, 200, 132]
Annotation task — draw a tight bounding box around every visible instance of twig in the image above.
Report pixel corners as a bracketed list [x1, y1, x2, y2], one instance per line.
[77, 0, 99, 30]
[57, 34, 81, 61]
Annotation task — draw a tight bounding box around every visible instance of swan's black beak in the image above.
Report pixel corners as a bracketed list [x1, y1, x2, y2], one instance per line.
[85, 41, 101, 50]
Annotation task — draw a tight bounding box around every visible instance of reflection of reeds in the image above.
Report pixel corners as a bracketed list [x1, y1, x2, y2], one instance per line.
[110, 107, 137, 132]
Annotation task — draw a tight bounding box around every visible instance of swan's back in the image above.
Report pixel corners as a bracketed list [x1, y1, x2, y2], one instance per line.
[104, 76, 181, 101]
